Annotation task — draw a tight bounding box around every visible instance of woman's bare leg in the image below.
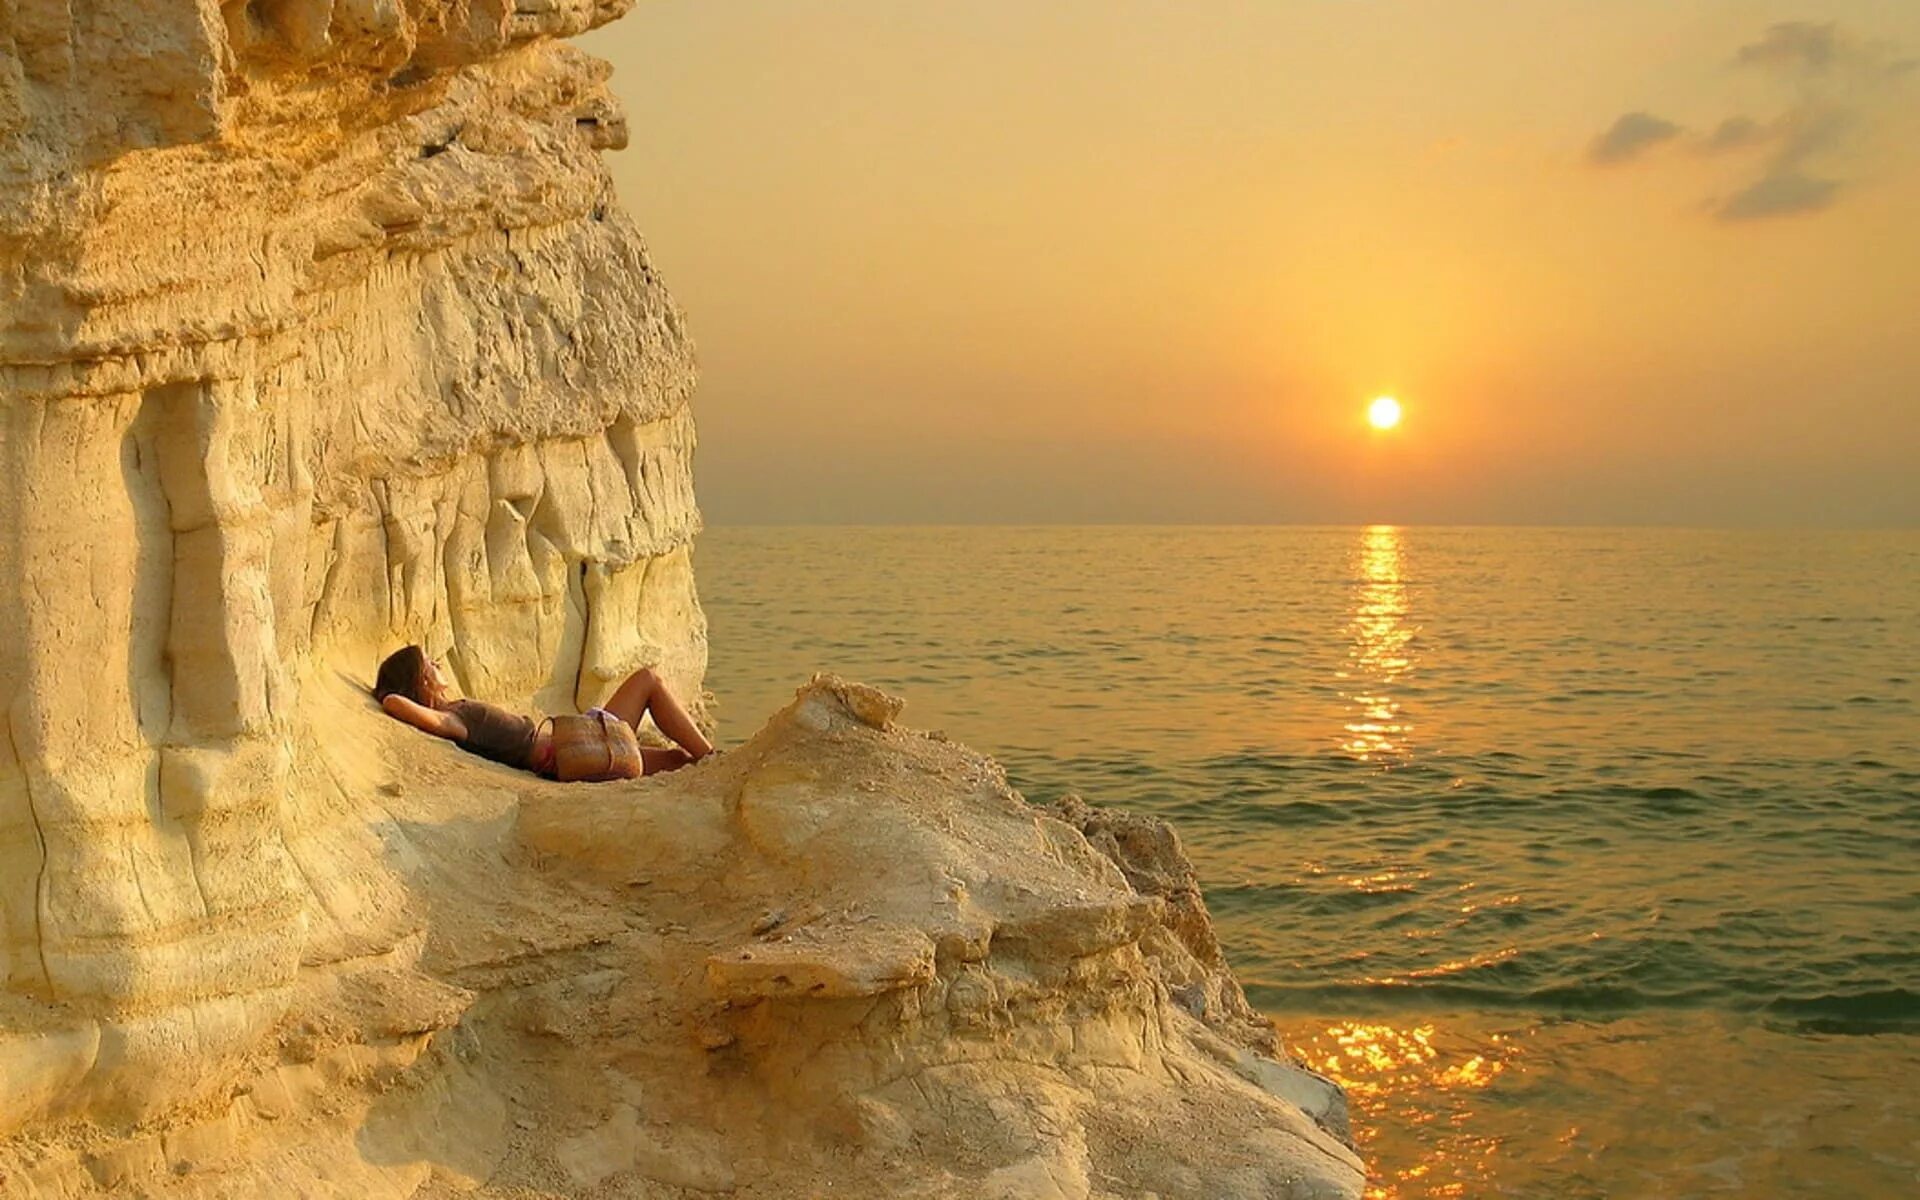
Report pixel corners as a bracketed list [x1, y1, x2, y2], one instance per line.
[640, 746, 694, 776]
[604, 667, 713, 760]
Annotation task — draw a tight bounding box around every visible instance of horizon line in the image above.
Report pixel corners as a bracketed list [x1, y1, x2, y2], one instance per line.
[698, 520, 1920, 533]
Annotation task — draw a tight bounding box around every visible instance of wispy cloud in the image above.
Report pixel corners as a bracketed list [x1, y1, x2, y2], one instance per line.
[1589, 19, 1912, 225]
[1703, 115, 1766, 153]
[1716, 171, 1840, 221]
[1735, 21, 1840, 73]
[1588, 112, 1684, 165]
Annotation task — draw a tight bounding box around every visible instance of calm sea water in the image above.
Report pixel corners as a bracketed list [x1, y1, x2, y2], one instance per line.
[696, 526, 1920, 1199]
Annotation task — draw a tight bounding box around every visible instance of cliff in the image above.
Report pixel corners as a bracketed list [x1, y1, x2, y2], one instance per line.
[0, 2, 1363, 1196]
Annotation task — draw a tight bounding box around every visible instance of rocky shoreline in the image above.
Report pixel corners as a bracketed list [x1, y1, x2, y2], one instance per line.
[4, 675, 1363, 1197]
[0, 1, 1361, 1193]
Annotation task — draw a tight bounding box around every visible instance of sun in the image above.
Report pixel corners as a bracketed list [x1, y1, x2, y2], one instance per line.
[1367, 396, 1403, 431]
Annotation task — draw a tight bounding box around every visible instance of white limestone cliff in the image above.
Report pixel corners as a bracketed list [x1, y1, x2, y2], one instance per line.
[0, 3, 1364, 1196]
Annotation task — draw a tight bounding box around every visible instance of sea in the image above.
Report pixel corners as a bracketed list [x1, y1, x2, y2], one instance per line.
[694, 525, 1920, 1199]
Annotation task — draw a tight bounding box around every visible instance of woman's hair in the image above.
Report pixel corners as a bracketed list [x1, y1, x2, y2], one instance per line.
[374, 645, 432, 705]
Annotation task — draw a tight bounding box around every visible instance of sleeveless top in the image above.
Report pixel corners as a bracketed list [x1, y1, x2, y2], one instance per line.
[447, 699, 539, 771]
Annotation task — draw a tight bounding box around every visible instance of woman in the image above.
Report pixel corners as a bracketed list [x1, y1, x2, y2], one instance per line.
[373, 645, 713, 777]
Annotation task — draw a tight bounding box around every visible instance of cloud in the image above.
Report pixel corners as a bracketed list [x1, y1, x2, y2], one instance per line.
[1713, 171, 1841, 221]
[1588, 111, 1684, 165]
[1703, 115, 1766, 153]
[1715, 107, 1854, 222]
[1593, 19, 1913, 224]
[1775, 107, 1852, 164]
[1735, 21, 1840, 73]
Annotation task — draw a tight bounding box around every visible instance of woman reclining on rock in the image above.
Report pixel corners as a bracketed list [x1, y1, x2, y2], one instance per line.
[373, 645, 713, 778]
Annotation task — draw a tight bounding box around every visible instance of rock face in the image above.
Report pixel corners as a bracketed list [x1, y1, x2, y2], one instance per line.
[0, 4, 1363, 1197]
[0, 0, 700, 1144]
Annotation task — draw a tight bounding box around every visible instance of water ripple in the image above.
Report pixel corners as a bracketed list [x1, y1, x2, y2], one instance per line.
[699, 525, 1920, 1197]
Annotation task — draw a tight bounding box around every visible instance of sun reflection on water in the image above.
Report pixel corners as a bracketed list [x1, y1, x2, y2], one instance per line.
[1284, 1020, 1519, 1199]
[1340, 525, 1416, 760]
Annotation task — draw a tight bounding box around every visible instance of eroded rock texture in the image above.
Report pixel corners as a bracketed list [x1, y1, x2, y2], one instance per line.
[1, 0, 700, 1146]
[0, 4, 1363, 1197]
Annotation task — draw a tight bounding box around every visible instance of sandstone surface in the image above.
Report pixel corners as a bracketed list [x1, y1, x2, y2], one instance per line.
[0, 2, 1363, 1196]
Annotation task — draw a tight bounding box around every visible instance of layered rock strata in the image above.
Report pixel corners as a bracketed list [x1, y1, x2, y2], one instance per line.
[1, 0, 701, 1143]
[0, 2, 1364, 1196]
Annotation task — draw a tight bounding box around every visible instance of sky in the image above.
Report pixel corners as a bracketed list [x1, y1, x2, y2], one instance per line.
[581, 1, 1920, 526]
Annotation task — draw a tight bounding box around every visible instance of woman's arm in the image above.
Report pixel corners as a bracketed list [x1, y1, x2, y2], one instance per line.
[381, 694, 468, 742]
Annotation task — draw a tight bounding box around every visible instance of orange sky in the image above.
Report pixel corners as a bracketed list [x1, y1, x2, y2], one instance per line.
[583, 2, 1920, 525]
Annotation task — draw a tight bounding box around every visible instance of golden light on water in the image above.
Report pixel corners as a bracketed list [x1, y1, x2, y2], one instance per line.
[1340, 525, 1415, 759]
[1368, 396, 1404, 430]
[1285, 1020, 1517, 1200]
